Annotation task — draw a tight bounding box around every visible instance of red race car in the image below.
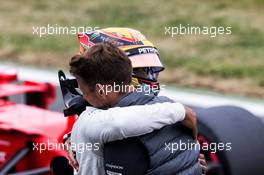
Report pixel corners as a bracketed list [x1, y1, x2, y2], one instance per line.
[0, 70, 74, 175]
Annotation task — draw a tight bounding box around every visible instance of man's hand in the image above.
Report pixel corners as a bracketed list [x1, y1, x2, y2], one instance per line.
[64, 137, 79, 172]
[181, 106, 198, 139]
[199, 153, 207, 175]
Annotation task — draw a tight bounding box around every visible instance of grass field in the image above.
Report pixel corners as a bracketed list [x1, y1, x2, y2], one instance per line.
[0, 0, 263, 97]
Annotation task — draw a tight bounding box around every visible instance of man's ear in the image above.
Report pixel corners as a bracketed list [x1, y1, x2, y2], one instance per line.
[95, 83, 105, 96]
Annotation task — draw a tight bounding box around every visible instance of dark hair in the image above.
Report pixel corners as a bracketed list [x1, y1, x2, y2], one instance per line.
[69, 43, 132, 91]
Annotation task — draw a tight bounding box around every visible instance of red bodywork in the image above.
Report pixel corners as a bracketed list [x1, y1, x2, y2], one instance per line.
[0, 70, 74, 174]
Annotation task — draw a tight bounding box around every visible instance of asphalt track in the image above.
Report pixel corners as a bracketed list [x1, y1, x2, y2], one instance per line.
[1, 63, 264, 120]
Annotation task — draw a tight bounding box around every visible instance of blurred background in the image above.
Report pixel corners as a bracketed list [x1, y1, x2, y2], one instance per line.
[0, 0, 263, 98]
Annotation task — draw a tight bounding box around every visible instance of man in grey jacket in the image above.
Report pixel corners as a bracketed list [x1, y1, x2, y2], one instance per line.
[69, 43, 202, 175]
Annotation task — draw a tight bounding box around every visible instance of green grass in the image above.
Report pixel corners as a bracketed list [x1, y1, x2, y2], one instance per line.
[0, 0, 263, 96]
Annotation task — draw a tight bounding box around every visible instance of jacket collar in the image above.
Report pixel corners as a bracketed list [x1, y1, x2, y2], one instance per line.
[113, 91, 155, 107]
